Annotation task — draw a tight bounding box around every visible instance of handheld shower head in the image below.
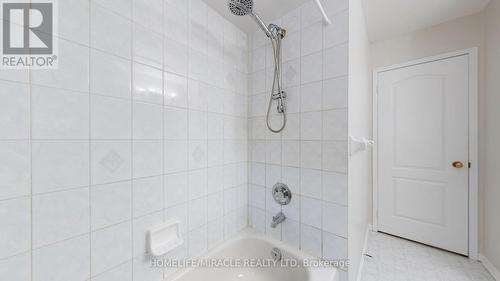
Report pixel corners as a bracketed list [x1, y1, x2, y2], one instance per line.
[228, 0, 253, 16]
[228, 0, 273, 38]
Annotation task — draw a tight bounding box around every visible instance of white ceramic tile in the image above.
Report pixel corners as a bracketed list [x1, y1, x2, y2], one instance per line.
[282, 166, 300, 194]
[282, 219, 300, 249]
[323, 109, 347, 140]
[0, 81, 29, 139]
[164, 72, 188, 108]
[324, 43, 348, 79]
[164, 107, 188, 140]
[207, 192, 224, 221]
[300, 196, 322, 228]
[164, 172, 188, 207]
[57, 0, 89, 43]
[283, 32, 301, 63]
[164, 38, 188, 76]
[133, 102, 163, 140]
[322, 202, 347, 237]
[300, 111, 322, 140]
[0, 252, 30, 281]
[91, 181, 132, 230]
[91, 141, 132, 185]
[324, 10, 348, 48]
[301, 1, 322, 27]
[133, 23, 163, 68]
[188, 225, 208, 258]
[324, 0, 349, 18]
[0, 198, 30, 259]
[164, 4, 188, 44]
[31, 86, 89, 139]
[93, 0, 132, 19]
[283, 58, 301, 88]
[207, 218, 224, 249]
[133, 176, 163, 217]
[164, 203, 188, 233]
[0, 68, 29, 84]
[206, 86, 225, 114]
[133, 0, 162, 34]
[188, 169, 207, 200]
[91, 221, 132, 275]
[323, 231, 347, 261]
[187, 80, 208, 111]
[323, 76, 348, 110]
[91, 95, 132, 140]
[188, 111, 207, 140]
[323, 141, 348, 173]
[301, 51, 323, 84]
[301, 81, 323, 112]
[31, 39, 90, 92]
[252, 46, 266, 72]
[300, 224, 322, 257]
[266, 140, 282, 165]
[32, 234, 90, 281]
[207, 140, 224, 166]
[133, 63, 163, 105]
[188, 49, 208, 82]
[32, 188, 89, 247]
[281, 8, 301, 33]
[189, 20, 208, 57]
[0, 141, 30, 200]
[188, 197, 207, 231]
[163, 140, 188, 173]
[300, 168, 322, 199]
[189, 141, 207, 169]
[284, 86, 300, 114]
[32, 141, 89, 194]
[282, 113, 300, 140]
[90, 50, 131, 99]
[133, 141, 163, 178]
[301, 21, 323, 56]
[322, 171, 348, 206]
[133, 254, 164, 281]
[207, 113, 224, 140]
[132, 211, 163, 256]
[300, 140, 322, 169]
[91, 261, 132, 281]
[91, 4, 132, 58]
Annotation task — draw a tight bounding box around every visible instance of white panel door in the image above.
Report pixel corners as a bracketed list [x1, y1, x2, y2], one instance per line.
[377, 55, 469, 255]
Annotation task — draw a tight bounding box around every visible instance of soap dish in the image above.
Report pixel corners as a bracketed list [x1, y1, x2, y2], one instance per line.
[147, 218, 184, 257]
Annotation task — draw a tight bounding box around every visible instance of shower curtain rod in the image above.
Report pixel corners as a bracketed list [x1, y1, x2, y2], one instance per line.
[314, 0, 332, 25]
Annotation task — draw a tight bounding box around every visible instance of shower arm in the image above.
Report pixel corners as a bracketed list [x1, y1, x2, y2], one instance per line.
[248, 12, 274, 39]
[232, 1, 274, 39]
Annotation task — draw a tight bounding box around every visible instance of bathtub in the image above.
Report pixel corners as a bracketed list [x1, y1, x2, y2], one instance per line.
[163, 229, 339, 281]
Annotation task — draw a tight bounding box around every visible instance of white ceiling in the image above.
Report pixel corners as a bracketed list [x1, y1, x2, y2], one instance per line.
[363, 0, 491, 42]
[203, 0, 309, 34]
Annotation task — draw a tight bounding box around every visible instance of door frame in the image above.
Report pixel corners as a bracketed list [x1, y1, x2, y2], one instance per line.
[372, 48, 479, 259]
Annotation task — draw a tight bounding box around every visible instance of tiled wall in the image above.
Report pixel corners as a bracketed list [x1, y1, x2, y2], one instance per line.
[0, 0, 248, 280]
[247, 0, 349, 277]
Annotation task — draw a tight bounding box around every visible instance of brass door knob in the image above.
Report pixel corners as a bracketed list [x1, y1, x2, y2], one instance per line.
[452, 161, 464, 169]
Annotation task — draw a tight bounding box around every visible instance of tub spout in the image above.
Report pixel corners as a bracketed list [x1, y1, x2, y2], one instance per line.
[271, 212, 286, 228]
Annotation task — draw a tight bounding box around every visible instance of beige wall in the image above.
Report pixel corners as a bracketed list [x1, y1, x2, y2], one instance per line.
[348, 0, 372, 280]
[483, 0, 500, 273]
[369, 11, 491, 260]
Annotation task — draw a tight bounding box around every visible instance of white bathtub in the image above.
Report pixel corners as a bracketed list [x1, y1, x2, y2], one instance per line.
[164, 229, 339, 281]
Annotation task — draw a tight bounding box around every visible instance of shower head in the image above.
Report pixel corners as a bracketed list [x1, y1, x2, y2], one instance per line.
[228, 0, 273, 38]
[228, 0, 253, 16]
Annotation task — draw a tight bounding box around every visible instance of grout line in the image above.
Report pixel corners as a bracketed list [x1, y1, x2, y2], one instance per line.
[129, 0, 134, 277]
[88, 0, 93, 279]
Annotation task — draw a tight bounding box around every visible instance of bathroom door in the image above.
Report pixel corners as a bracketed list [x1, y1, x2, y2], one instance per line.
[376, 54, 470, 255]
